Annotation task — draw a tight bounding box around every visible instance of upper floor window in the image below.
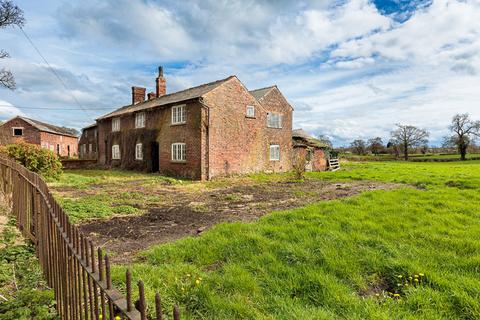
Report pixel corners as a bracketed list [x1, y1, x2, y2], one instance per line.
[112, 144, 121, 160]
[135, 112, 146, 128]
[12, 127, 23, 136]
[135, 143, 143, 160]
[246, 105, 255, 118]
[171, 105, 186, 125]
[112, 118, 121, 132]
[267, 113, 282, 128]
[171, 143, 186, 162]
[270, 144, 280, 161]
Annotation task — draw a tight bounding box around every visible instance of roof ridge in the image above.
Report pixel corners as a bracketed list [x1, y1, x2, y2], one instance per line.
[249, 85, 276, 93]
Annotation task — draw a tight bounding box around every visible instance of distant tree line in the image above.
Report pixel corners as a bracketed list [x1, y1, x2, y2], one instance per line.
[344, 113, 480, 161]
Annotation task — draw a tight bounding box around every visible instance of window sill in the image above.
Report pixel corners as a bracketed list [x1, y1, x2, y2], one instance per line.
[171, 122, 186, 126]
[170, 160, 187, 164]
[245, 116, 256, 119]
[270, 159, 280, 161]
[267, 127, 283, 129]
[135, 126, 146, 129]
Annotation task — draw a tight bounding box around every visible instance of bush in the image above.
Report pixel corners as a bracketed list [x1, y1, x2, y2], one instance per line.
[0, 143, 62, 179]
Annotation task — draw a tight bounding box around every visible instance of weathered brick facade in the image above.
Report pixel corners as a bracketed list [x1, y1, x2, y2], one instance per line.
[78, 124, 98, 160]
[0, 116, 78, 158]
[95, 69, 294, 180]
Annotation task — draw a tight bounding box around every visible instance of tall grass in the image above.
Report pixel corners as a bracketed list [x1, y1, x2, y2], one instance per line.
[110, 161, 480, 319]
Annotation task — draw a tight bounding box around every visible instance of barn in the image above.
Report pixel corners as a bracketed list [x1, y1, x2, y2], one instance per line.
[292, 129, 337, 171]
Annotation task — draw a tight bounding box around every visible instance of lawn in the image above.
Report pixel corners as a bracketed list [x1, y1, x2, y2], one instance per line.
[101, 161, 480, 319]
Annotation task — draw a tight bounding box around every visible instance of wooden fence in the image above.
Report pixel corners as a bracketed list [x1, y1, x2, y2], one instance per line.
[0, 155, 181, 320]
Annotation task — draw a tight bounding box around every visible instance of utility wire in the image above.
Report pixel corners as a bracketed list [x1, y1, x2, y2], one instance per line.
[18, 27, 94, 118]
[0, 104, 113, 111]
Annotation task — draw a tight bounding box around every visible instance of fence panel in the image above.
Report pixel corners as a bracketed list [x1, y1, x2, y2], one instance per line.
[0, 156, 180, 320]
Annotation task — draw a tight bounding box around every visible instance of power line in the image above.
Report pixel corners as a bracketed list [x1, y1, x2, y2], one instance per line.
[0, 104, 113, 111]
[18, 27, 94, 118]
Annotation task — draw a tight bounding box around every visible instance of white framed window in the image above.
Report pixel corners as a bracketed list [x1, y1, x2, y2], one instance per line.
[246, 105, 255, 118]
[270, 144, 280, 161]
[135, 112, 146, 128]
[112, 118, 121, 132]
[112, 144, 121, 160]
[135, 143, 143, 160]
[171, 143, 186, 162]
[12, 127, 24, 136]
[171, 105, 186, 124]
[267, 113, 283, 128]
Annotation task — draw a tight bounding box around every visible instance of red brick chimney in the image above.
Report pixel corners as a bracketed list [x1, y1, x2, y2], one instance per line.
[147, 92, 156, 100]
[132, 86, 146, 104]
[156, 66, 166, 97]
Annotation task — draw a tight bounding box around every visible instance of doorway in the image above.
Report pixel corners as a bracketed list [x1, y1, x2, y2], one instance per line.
[151, 141, 159, 172]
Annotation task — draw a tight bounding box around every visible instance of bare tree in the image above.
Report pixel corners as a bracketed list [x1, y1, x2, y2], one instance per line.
[368, 137, 384, 155]
[390, 124, 429, 160]
[350, 139, 367, 155]
[446, 113, 480, 161]
[0, 0, 25, 90]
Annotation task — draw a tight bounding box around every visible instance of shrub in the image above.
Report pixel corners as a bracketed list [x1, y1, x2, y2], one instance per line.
[1, 142, 62, 179]
[292, 152, 307, 181]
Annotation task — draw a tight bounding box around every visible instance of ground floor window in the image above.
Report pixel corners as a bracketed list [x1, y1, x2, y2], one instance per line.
[12, 127, 23, 136]
[270, 144, 280, 161]
[112, 144, 121, 160]
[135, 143, 143, 160]
[171, 143, 186, 161]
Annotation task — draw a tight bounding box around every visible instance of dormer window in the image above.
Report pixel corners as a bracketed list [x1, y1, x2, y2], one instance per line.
[112, 118, 121, 132]
[135, 112, 145, 128]
[246, 105, 255, 118]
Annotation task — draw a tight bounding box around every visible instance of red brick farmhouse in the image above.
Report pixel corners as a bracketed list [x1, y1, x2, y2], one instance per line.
[0, 116, 78, 157]
[90, 67, 293, 179]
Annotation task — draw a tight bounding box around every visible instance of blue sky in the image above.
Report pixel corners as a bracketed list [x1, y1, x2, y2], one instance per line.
[0, 0, 479, 146]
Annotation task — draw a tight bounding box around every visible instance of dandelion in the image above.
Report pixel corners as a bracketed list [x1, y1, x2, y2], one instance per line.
[187, 274, 191, 277]
[414, 275, 419, 278]
[199, 277, 203, 280]
[414, 278, 419, 282]
[404, 283, 409, 287]
[99, 316, 103, 320]
[196, 279, 201, 285]
[181, 287, 185, 291]
[419, 273, 424, 277]
[393, 293, 400, 298]
[115, 317, 121, 320]
[397, 275, 403, 278]
[408, 276, 413, 280]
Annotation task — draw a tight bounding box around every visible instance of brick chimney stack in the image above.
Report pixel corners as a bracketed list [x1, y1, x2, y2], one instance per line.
[132, 86, 146, 105]
[155, 66, 166, 97]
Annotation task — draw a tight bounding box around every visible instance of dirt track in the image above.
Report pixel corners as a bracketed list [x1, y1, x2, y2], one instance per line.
[78, 179, 398, 263]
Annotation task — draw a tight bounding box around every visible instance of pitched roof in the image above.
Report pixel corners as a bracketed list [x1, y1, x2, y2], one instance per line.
[249, 86, 276, 101]
[292, 129, 329, 149]
[97, 76, 235, 120]
[82, 123, 97, 131]
[9, 116, 78, 137]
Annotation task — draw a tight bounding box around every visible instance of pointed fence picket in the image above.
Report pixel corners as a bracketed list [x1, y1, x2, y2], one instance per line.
[0, 155, 180, 320]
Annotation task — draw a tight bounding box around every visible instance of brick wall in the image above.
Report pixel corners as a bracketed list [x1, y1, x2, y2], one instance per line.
[202, 78, 293, 178]
[97, 100, 203, 179]
[0, 118, 41, 145]
[293, 146, 328, 172]
[79, 127, 98, 159]
[39, 131, 78, 158]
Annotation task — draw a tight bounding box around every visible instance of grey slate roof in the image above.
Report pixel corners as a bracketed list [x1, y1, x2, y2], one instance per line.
[249, 86, 276, 101]
[97, 76, 235, 120]
[292, 129, 329, 148]
[82, 123, 97, 131]
[13, 116, 78, 137]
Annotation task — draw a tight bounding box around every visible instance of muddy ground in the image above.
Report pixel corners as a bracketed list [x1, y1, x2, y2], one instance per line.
[77, 179, 398, 263]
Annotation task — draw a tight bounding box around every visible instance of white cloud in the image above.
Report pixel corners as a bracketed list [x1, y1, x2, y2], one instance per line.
[0, 100, 25, 120]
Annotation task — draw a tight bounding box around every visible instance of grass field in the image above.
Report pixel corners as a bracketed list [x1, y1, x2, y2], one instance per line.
[102, 161, 480, 319]
[342, 153, 480, 162]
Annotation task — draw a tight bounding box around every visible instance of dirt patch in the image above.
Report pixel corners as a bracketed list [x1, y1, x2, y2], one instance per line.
[79, 179, 398, 263]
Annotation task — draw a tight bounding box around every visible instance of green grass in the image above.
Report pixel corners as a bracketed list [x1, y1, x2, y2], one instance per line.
[109, 161, 480, 319]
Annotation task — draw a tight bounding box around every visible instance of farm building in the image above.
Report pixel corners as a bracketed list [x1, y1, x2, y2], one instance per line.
[78, 123, 98, 160]
[292, 129, 331, 171]
[0, 116, 78, 158]
[94, 66, 293, 180]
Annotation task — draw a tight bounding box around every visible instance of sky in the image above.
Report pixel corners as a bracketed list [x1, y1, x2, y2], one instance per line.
[0, 0, 479, 146]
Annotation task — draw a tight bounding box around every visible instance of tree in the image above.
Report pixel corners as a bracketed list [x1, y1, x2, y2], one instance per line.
[350, 139, 367, 155]
[315, 134, 333, 148]
[0, 0, 25, 90]
[446, 113, 480, 161]
[390, 124, 429, 160]
[368, 137, 384, 155]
